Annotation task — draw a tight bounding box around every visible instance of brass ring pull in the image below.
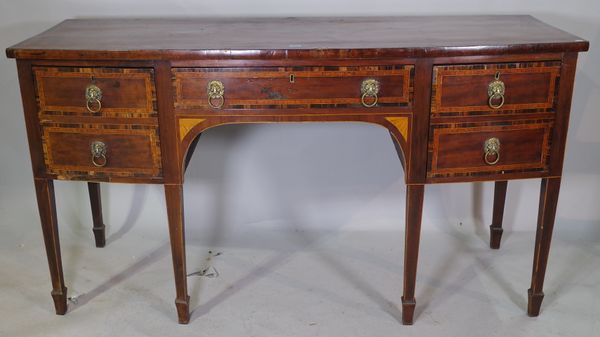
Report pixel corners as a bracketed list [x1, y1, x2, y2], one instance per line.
[208, 95, 224, 109]
[85, 84, 103, 113]
[86, 98, 102, 113]
[488, 72, 505, 110]
[484, 151, 500, 165]
[92, 153, 107, 167]
[360, 78, 380, 108]
[488, 94, 505, 110]
[207, 80, 225, 109]
[483, 137, 500, 165]
[90, 141, 107, 167]
[361, 92, 378, 107]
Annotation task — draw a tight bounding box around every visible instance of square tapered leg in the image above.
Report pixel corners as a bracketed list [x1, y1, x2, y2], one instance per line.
[35, 178, 68, 315]
[402, 184, 424, 325]
[165, 184, 190, 324]
[527, 177, 561, 317]
[87, 182, 106, 248]
[490, 181, 508, 249]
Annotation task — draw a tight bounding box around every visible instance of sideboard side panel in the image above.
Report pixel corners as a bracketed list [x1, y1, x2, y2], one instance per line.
[549, 52, 579, 176]
[16, 60, 45, 178]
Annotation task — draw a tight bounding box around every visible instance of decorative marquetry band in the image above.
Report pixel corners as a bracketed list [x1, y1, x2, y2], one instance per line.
[385, 116, 409, 142]
[179, 118, 205, 141]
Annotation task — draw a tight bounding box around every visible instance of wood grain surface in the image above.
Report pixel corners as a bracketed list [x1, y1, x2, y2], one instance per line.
[6, 16, 589, 60]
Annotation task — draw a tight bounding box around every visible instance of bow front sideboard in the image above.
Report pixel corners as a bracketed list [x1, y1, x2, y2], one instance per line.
[6, 16, 589, 325]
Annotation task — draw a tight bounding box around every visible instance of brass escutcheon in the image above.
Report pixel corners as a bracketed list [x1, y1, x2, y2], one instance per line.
[487, 72, 505, 109]
[90, 141, 107, 167]
[207, 80, 225, 109]
[85, 84, 103, 113]
[483, 137, 501, 165]
[360, 78, 380, 108]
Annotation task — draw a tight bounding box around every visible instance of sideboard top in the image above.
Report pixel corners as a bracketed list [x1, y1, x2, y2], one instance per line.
[6, 15, 589, 60]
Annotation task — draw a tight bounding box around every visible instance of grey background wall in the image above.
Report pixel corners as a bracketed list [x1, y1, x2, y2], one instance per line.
[1, 1, 599, 243]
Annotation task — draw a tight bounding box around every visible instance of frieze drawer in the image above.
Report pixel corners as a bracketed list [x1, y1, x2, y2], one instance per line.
[173, 65, 414, 111]
[431, 62, 561, 117]
[33, 66, 157, 118]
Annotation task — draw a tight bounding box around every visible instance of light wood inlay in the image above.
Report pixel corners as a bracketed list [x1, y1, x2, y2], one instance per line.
[179, 118, 205, 141]
[386, 116, 409, 142]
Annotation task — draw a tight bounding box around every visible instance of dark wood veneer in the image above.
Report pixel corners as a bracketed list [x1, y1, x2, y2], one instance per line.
[6, 16, 588, 327]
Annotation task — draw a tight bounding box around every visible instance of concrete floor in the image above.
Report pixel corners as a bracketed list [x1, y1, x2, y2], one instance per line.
[1, 194, 599, 337]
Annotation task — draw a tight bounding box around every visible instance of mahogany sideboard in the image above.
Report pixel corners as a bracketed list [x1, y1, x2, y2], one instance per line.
[6, 16, 589, 325]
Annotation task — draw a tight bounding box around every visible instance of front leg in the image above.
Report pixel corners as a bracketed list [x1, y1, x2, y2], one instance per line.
[34, 178, 68, 315]
[402, 184, 425, 325]
[165, 184, 190, 324]
[490, 180, 508, 249]
[528, 177, 561, 316]
[87, 182, 106, 247]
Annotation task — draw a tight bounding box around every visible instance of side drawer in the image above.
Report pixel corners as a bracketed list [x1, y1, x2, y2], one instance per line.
[33, 66, 156, 117]
[41, 126, 162, 179]
[431, 61, 561, 116]
[428, 122, 552, 179]
[173, 65, 413, 110]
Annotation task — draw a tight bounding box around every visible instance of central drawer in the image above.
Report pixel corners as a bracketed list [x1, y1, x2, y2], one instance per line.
[173, 65, 413, 110]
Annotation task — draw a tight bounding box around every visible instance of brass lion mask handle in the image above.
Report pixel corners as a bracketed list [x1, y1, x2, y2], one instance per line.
[483, 137, 500, 165]
[85, 84, 103, 113]
[488, 72, 505, 109]
[360, 78, 380, 108]
[90, 141, 107, 167]
[207, 80, 225, 109]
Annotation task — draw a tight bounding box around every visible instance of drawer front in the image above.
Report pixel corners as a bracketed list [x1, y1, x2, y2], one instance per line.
[34, 67, 156, 117]
[42, 126, 162, 179]
[428, 122, 552, 179]
[431, 61, 561, 116]
[173, 65, 413, 110]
